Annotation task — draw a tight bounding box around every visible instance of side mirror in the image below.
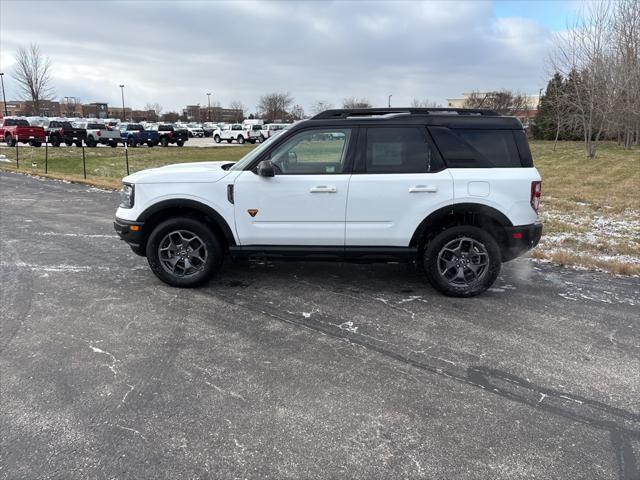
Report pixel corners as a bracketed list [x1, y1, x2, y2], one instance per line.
[256, 159, 275, 177]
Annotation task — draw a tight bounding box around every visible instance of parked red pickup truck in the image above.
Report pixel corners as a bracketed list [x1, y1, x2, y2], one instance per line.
[0, 117, 46, 147]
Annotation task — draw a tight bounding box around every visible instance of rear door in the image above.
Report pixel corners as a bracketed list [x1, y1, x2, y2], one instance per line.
[345, 126, 453, 247]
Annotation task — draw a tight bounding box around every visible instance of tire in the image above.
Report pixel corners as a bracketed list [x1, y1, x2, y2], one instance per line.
[176, 141, 184, 147]
[237, 135, 245, 144]
[127, 136, 137, 148]
[5, 135, 15, 147]
[32, 141, 42, 148]
[51, 136, 61, 147]
[160, 137, 169, 147]
[423, 225, 501, 297]
[214, 135, 221, 143]
[146, 217, 223, 288]
[86, 137, 97, 147]
[259, 135, 265, 143]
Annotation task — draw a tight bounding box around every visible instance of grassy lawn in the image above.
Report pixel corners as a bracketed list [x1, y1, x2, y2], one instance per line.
[1, 140, 638, 275]
[530, 141, 639, 275]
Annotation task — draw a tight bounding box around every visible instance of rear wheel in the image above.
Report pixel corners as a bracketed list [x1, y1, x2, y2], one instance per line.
[146, 217, 223, 287]
[31, 141, 42, 147]
[423, 225, 501, 297]
[86, 137, 97, 147]
[260, 134, 265, 142]
[237, 135, 245, 144]
[160, 137, 169, 147]
[5, 134, 15, 147]
[127, 136, 137, 147]
[176, 140, 185, 147]
[214, 135, 221, 143]
[51, 136, 61, 147]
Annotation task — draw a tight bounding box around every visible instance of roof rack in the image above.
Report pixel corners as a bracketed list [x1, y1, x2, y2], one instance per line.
[311, 107, 499, 120]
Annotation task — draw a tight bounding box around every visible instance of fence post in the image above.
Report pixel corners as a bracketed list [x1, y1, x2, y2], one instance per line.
[15, 134, 19, 169]
[45, 136, 48, 173]
[124, 142, 130, 175]
[82, 143, 87, 179]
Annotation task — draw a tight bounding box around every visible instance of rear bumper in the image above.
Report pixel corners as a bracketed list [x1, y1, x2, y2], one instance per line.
[114, 217, 145, 255]
[502, 222, 543, 262]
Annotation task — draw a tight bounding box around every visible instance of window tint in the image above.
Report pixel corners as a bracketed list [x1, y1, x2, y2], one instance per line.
[129, 124, 143, 130]
[50, 121, 59, 128]
[429, 127, 523, 168]
[365, 127, 442, 173]
[159, 125, 172, 131]
[270, 128, 352, 174]
[88, 123, 104, 129]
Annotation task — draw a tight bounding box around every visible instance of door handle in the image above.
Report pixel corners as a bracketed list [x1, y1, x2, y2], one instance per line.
[310, 186, 337, 193]
[409, 185, 438, 193]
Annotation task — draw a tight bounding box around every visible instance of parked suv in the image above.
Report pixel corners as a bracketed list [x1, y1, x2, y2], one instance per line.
[213, 124, 251, 144]
[118, 123, 160, 147]
[114, 108, 542, 297]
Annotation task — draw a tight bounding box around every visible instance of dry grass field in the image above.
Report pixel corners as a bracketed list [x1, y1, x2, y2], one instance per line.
[1, 140, 638, 275]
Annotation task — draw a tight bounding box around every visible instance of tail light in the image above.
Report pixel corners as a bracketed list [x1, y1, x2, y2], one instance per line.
[530, 181, 541, 213]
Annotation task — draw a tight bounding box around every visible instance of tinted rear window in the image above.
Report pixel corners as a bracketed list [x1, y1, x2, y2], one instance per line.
[88, 123, 105, 129]
[365, 127, 444, 174]
[429, 127, 524, 168]
[159, 125, 172, 131]
[129, 124, 143, 130]
[60, 122, 73, 128]
[8, 119, 30, 126]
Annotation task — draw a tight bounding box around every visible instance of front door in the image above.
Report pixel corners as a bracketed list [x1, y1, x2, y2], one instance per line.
[233, 127, 355, 246]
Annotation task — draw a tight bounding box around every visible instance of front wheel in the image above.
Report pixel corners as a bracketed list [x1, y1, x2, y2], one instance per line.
[423, 225, 501, 297]
[146, 217, 223, 287]
[176, 140, 184, 147]
[127, 137, 137, 147]
[214, 135, 221, 143]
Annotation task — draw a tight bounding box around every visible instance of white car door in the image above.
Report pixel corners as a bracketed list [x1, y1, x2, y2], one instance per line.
[233, 127, 355, 246]
[346, 126, 454, 247]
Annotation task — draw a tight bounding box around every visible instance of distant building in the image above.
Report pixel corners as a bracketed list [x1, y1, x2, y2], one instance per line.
[183, 105, 243, 123]
[0, 99, 61, 117]
[446, 92, 539, 126]
[82, 102, 109, 119]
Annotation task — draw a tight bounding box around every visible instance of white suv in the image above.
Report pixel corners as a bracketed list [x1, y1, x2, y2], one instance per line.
[115, 108, 542, 297]
[213, 124, 254, 144]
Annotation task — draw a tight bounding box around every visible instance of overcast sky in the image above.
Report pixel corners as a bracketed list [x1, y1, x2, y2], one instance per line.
[0, 0, 578, 114]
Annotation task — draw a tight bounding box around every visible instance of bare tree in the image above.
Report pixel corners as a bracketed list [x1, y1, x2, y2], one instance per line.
[228, 100, 245, 122]
[12, 44, 54, 115]
[462, 90, 531, 115]
[288, 104, 305, 121]
[311, 100, 333, 115]
[342, 97, 372, 109]
[144, 102, 163, 118]
[410, 98, 442, 108]
[550, 1, 617, 157]
[257, 92, 293, 121]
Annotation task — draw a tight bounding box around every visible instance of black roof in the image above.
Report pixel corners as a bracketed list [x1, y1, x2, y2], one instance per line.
[304, 108, 523, 129]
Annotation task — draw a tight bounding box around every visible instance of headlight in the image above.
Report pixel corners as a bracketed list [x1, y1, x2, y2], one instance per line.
[120, 183, 134, 208]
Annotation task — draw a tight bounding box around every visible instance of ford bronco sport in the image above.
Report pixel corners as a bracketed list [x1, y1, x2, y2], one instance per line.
[114, 108, 542, 297]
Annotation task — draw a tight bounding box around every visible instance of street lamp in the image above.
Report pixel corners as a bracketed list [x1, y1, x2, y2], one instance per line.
[119, 84, 126, 121]
[0, 73, 8, 116]
[206, 92, 211, 122]
[388, 94, 392, 108]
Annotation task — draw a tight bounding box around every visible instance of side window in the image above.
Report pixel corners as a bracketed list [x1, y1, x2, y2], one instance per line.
[270, 128, 352, 175]
[365, 127, 443, 174]
[429, 127, 523, 168]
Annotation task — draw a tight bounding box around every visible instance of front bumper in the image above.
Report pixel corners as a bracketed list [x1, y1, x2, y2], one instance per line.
[114, 217, 145, 256]
[502, 222, 543, 262]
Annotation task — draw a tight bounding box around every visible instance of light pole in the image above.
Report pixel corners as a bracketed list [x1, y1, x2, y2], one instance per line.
[0, 73, 8, 116]
[388, 94, 392, 108]
[119, 84, 126, 121]
[206, 92, 211, 122]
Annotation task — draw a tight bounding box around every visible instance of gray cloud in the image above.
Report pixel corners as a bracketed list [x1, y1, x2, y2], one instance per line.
[0, 0, 554, 113]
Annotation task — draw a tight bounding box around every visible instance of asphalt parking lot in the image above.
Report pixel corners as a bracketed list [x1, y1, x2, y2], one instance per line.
[1, 171, 639, 480]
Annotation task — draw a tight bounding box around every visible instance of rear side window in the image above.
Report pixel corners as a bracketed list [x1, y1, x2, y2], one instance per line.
[429, 127, 524, 168]
[365, 127, 443, 174]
